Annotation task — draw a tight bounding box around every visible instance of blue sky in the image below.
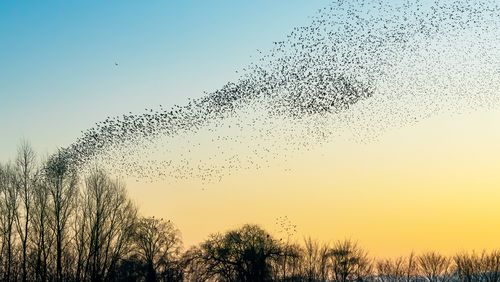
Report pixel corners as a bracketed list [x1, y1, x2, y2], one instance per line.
[0, 0, 330, 159]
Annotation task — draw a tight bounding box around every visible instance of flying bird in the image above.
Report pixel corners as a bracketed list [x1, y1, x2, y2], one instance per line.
[60, 0, 500, 184]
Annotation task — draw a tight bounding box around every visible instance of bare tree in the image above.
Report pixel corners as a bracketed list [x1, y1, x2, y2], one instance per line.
[417, 252, 453, 282]
[44, 150, 78, 282]
[73, 186, 89, 282]
[377, 256, 408, 282]
[31, 175, 54, 282]
[302, 237, 330, 282]
[133, 216, 183, 281]
[76, 168, 137, 281]
[454, 252, 475, 282]
[479, 250, 500, 282]
[0, 163, 20, 281]
[329, 239, 372, 282]
[405, 252, 418, 282]
[303, 237, 320, 281]
[14, 140, 38, 282]
[318, 242, 331, 281]
[273, 242, 302, 281]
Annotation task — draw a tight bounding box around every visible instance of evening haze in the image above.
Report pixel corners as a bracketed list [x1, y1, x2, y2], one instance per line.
[1, 0, 499, 259]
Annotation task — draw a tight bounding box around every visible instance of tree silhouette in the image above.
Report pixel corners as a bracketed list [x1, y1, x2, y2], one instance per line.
[377, 255, 417, 282]
[0, 163, 19, 282]
[44, 150, 78, 282]
[133, 216, 182, 281]
[14, 140, 38, 282]
[75, 168, 137, 281]
[1, 141, 500, 281]
[301, 237, 330, 282]
[31, 165, 54, 282]
[329, 239, 371, 282]
[187, 224, 283, 282]
[418, 252, 452, 282]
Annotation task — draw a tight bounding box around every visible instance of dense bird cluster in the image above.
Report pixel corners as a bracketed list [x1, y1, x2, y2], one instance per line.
[63, 0, 500, 182]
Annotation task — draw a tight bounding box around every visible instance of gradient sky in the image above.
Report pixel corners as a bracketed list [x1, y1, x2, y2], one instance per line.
[1, 1, 499, 258]
[0, 0, 331, 158]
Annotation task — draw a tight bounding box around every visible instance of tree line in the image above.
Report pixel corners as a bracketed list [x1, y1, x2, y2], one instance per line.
[1, 141, 499, 281]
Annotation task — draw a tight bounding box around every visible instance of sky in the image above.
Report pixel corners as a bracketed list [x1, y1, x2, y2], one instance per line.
[0, 0, 330, 157]
[1, 1, 500, 258]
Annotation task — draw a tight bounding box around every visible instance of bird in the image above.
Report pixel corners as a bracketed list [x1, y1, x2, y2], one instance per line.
[61, 0, 499, 184]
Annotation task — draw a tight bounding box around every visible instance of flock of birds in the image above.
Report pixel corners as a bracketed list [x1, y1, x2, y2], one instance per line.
[275, 216, 298, 241]
[61, 0, 499, 183]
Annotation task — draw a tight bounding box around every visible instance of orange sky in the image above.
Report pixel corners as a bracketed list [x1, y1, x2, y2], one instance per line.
[125, 106, 500, 258]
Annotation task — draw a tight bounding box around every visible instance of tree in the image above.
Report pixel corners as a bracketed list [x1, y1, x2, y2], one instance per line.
[133, 216, 183, 281]
[417, 252, 453, 282]
[0, 163, 20, 281]
[375, 253, 418, 282]
[31, 174, 54, 282]
[454, 252, 480, 282]
[182, 247, 211, 282]
[189, 224, 283, 282]
[14, 140, 38, 282]
[329, 239, 372, 282]
[478, 250, 500, 282]
[76, 168, 137, 281]
[44, 150, 78, 282]
[272, 242, 302, 281]
[301, 237, 330, 282]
